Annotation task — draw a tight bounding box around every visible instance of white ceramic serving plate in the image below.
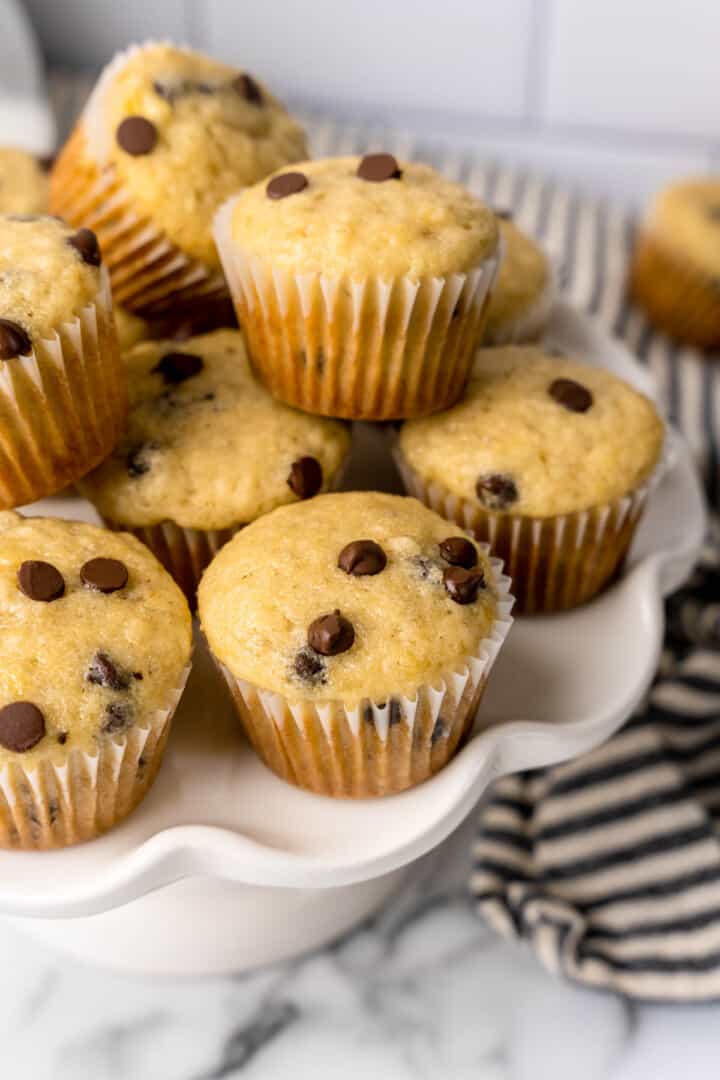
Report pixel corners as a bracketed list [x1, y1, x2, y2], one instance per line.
[0, 304, 706, 974]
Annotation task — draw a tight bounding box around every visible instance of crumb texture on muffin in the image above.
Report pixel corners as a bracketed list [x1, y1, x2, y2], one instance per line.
[199, 491, 499, 705]
[78, 329, 350, 530]
[88, 43, 306, 266]
[0, 512, 191, 767]
[228, 156, 499, 279]
[399, 346, 664, 518]
[0, 215, 103, 345]
[0, 149, 48, 215]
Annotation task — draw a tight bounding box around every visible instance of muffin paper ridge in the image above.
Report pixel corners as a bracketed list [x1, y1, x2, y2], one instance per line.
[0, 268, 125, 508]
[213, 194, 501, 420]
[0, 662, 191, 850]
[210, 553, 513, 798]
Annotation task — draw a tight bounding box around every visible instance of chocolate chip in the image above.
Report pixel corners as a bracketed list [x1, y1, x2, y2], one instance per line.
[307, 610, 355, 656]
[233, 73, 263, 104]
[494, 208, 513, 220]
[37, 154, 55, 173]
[475, 474, 518, 511]
[86, 652, 130, 691]
[356, 153, 402, 182]
[431, 717, 446, 744]
[548, 378, 593, 413]
[152, 351, 204, 385]
[81, 558, 128, 594]
[293, 647, 327, 686]
[443, 566, 485, 605]
[288, 456, 323, 499]
[266, 172, 308, 199]
[126, 442, 156, 477]
[338, 540, 387, 577]
[116, 116, 158, 156]
[68, 227, 101, 266]
[103, 701, 132, 734]
[439, 537, 477, 569]
[17, 560, 65, 602]
[0, 318, 31, 359]
[0, 702, 45, 752]
[57, 731, 68, 745]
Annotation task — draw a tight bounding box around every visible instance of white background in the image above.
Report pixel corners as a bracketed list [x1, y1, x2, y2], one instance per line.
[21, 0, 720, 206]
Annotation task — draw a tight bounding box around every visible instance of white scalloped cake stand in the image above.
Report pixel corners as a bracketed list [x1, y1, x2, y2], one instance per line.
[0, 304, 706, 974]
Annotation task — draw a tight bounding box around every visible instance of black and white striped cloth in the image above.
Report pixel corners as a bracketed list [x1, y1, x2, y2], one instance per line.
[49, 72, 720, 998]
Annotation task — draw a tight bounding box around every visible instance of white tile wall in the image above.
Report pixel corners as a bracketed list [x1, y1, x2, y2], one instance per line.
[19, 0, 720, 207]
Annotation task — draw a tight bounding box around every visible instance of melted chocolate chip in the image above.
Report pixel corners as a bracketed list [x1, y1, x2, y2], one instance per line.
[86, 652, 131, 691]
[81, 558, 128, 594]
[103, 701, 132, 735]
[287, 456, 323, 499]
[438, 537, 477, 569]
[116, 116, 158, 156]
[126, 442, 156, 477]
[338, 540, 387, 577]
[266, 172, 308, 199]
[293, 647, 327, 686]
[233, 73, 263, 104]
[548, 378, 594, 413]
[68, 227, 101, 266]
[57, 731, 68, 745]
[357, 153, 402, 182]
[0, 318, 31, 359]
[0, 702, 45, 752]
[152, 351, 204, 384]
[443, 566, 485, 605]
[307, 610, 355, 656]
[475, 473, 518, 511]
[17, 560, 65, 602]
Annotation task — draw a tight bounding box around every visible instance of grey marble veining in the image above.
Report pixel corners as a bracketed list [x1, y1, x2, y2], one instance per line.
[0, 818, 717, 1080]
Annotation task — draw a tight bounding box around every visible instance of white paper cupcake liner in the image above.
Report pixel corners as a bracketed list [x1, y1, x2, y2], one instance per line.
[0, 268, 125, 509]
[210, 554, 513, 798]
[0, 663, 191, 850]
[213, 195, 500, 420]
[394, 440, 669, 615]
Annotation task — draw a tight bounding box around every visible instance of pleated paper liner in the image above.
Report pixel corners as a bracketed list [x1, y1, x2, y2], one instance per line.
[214, 195, 500, 420]
[210, 555, 513, 798]
[0, 269, 125, 509]
[394, 448, 667, 615]
[0, 664, 191, 850]
[483, 270, 556, 346]
[628, 230, 720, 350]
[49, 124, 228, 316]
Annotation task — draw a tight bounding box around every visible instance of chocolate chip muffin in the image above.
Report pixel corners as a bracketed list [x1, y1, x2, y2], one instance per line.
[484, 215, 554, 344]
[629, 177, 720, 348]
[0, 148, 49, 215]
[0, 511, 192, 849]
[214, 154, 501, 419]
[198, 492, 512, 797]
[49, 41, 307, 315]
[78, 329, 350, 602]
[396, 346, 664, 613]
[0, 214, 125, 508]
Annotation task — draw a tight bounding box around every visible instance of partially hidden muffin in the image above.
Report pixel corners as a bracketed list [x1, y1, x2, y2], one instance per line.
[214, 154, 501, 420]
[49, 41, 307, 315]
[396, 346, 665, 613]
[0, 148, 49, 215]
[0, 214, 125, 508]
[628, 177, 720, 348]
[198, 492, 513, 797]
[78, 329, 351, 602]
[483, 215, 553, 344]
[0, 511, 192, 849]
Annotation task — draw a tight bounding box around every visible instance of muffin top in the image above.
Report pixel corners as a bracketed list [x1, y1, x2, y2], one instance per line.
[0, 512, 191, 767]
[198, 492, 500, 705]
[0, 149, 48, 215]
[0, 216, 104, 354]
[399, 346, 664, 518]
[78, 330, 350, 530]
[646, 178, 720, 274]
[84, 42, 307, 267]
[485, 217, 551, 337]
[114, 306, 151, 351]
[225, 155, 499, 279]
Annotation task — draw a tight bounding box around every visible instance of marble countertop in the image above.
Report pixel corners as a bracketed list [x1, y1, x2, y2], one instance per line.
[0, 817, 716, 1080]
